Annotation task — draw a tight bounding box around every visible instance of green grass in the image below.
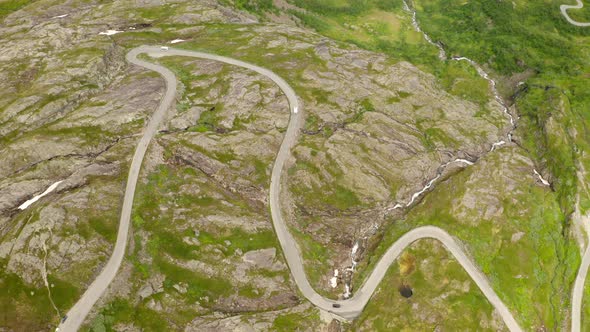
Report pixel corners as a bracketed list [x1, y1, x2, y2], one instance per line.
[230, 0, 276, 15]
[83, 298, 169, 332]
[515, 84, 578, 215]
[353, 148, 580, 328]
[157, 259, 232, 302]
[325, 184, 361, 210]
[88, 217, 117, 243]
[126, 160, 286, 316]
[284, 0, 498, 107]
[567, 2, 590, 22]
[136, 3, 176, 21]
[289, 226, 336, 297]
[0, 259, 79, 330]
[271, 306, 321, 331]
[583, 279, 590, 332]
[0, 0, 36, 19]
[238, 284, 263, 298]
[353, 240, 498, 330]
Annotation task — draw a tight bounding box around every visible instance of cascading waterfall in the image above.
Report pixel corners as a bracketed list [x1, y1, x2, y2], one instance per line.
[387, 0, 520, 211]
[403, 0, 447, 60]
[342, 0, 529, 300]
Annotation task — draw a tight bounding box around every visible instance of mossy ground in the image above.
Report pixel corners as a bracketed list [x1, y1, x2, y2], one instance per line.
[353, 147, 580, 329]
[353, 240, 501, 331]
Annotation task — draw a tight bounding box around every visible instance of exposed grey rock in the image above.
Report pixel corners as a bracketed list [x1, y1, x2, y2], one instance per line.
[242, 248, 281, 271]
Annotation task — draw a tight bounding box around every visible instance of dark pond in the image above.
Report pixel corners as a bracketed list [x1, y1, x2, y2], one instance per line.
[398, 284, 413, 298]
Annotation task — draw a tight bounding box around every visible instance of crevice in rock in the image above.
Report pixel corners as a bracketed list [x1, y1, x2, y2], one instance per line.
[169, 147, 266, 211]
[5, 133, 136, 179]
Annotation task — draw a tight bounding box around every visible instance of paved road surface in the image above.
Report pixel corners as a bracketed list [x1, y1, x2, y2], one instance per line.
[571, 208, 590, 332]
[57, 47, 177, 331]
[572, 246, 590, 332]
[561, 0, 590, 26]
[58, 46, 522, 331]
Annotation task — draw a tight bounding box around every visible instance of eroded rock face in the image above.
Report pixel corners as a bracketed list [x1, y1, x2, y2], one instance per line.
[184, 303, 326, 332]
[241, 248, 282, 270]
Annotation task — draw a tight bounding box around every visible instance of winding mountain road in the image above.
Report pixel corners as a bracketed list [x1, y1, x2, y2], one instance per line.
[572, 246, 590, 332]
[571, 208, 590, 332]
[561, 0, 590, 26]
[58, 46, 522, 331]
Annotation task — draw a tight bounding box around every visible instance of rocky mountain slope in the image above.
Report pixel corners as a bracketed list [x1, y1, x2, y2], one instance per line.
[1, 0, 589, 331]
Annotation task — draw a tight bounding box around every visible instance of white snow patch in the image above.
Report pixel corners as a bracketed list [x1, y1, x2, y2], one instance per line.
[98, 30, 123, 36]
[170, 39, 185, 44]
[334, 269, 339, 277]
[18, 181, 63, 210]
[52, 14, 68, 19]
[490, 140, 506, 151]
[330, 276, 338, 288]
[534, 169, 550, 186]
[453, 158, 474, 166]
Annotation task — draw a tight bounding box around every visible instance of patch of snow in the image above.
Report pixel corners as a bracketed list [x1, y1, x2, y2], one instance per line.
[334, 269, 339, 277]
[170, 39, 185, 44]
[534, 169, 550, 186]
[330, 276, 338, 288]
[490, 140, 506, 151]
[98, 30, 123, 36]
[52, 14, 68, 19]
[454, 158, 474, 166]
[18, 181, 63, 210]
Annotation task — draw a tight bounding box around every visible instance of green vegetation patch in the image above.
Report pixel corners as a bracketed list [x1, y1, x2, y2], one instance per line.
[0, 0, 36, 19]
[354, 240, 498, 330]
[354, 149, 580, 329]
[84, 298, 169, 332]
[0, 259, 79, 331]
[271, 306, 321, 331]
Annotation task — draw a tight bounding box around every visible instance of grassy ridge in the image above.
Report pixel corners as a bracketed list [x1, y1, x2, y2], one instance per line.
[354, 240, 498, 330]
[353, 148, 580, 328]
